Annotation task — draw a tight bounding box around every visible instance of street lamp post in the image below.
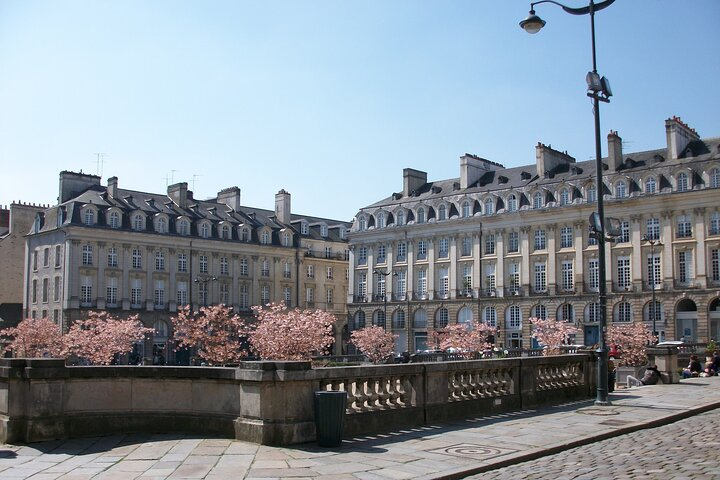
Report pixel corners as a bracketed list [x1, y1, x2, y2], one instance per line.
[194, 275, 217, 307]
[642, 235, 662, 343]
[521, 0, 615, 406]
[374, 268, 396, 329]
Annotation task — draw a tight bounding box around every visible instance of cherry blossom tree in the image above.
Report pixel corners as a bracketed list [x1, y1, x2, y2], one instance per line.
[171, 304, 252, 365]
[250, 303, 335, 361]
[0, 317, 64, 358]
[63, 311, 153, 365]
[350, 326, 396, 364]
[607, 322, 654, 367]
[431, 321, 497, 358]
[529, 317, 579, 356]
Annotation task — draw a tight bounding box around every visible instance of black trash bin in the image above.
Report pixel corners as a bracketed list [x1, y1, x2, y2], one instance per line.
[314, 390, 347, 447]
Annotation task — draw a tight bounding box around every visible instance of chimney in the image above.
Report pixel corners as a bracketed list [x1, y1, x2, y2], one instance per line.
[107, 176, 118, 198]
[535, 143, 575, 178]
[275, 189, 291, 224]
[460, 155, 483, 189]
[607, 131, 623, 172]
[403, 168, 427, 196]
[217, 186, 241, 211]
[58, 170, 101, 203]
[167, 182, 188, 208]
[665, 116, 700, 159]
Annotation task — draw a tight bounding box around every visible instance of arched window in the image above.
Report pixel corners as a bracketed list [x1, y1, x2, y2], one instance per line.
[677, 172, 689, 192]
[377, 212, 385, 228]
[156, 217, 167, 233]
[507, 305, 521, 329]
[458, 306, 473, 327]
[645, 176, 656, 194]
[559, 189, 570, 206]
[241, 227, 250, 241]
[358, 216, 366, 231]
[483, 306, 496, 327]
[154, 320, 169, 340]
[532, 304, 547, 320]
[533, 192, 543, 209]
[133, 214, 144, 231]
[615, 180, 627, 199]
[261, 230, 270, 244]
[178, 219, 190, 235]
[710, 212, 720, 236]
[438, 204, 447, 221]
[417, 207, 425, 224]
[507, 194, 517, 212]
[558, 303, 574, 322]
[354, 311, 366, 330]
[397, 211, 405, 226]
[462, 201, 471, 218]
[83, 209, 94, 226]
[710, 168, 720, 188]
[109, 211, 120, 229]
[435, 308, 449, 328]
[373, 310, 386, 328]
[413, 309, 427, 328]
[484, 198, 494, 215]
[393, 309, 406, 329]
[615, 302, 632, 322]
[586, 302, 600, 323]
[200, 223, 210, 238]
[282, 232, 291, 246]
[586, 184, 597, 203]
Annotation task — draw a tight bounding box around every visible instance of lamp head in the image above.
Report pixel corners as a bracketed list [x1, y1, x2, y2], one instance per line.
[520, 10, 546, 34]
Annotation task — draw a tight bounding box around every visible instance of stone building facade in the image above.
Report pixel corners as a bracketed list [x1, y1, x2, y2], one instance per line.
[0, 202, 48, 329]
[347, 117, 720, 352]
[24, 172, 351, 362]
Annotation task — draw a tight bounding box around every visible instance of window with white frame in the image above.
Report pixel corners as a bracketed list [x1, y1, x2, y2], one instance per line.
[325, 248, 332, 261]
[485, 234, 496, 255]
[615, 180, 627, 198]
[239, 284, 249, 309]
[306, 264, 314, 278]
[509, 263, 520, 292]
[438, 238, 449, 258]
[220, 256, 228, 275]
[619, 221, 630, 243]
[178, 219, 190, 235]
[199, 255, 208, 274]
[396, 210, 404, 226]
[588, 258, 599, 291]
[301, 222, 309, 235]
[559, 188, 570, 206]
[326, 266, 333, 280]
[393, 310, 406, 329]
[396, 270, 407, 296]
[200, 223, 210, 238]
[354, 311, 366, 330]
[648, 253, 661, 287]
[462, 201, 471, 218]
[109, 211, 120, 229]
[507, 194, 518, 212]
[177, 281, 188, 307]
[616, 302, 632, 322]
[617, 256, 631, 289]
[677, 172, 689, 192]
[532, 304, 547, 320]
[156, 217, 167, 234]
[461, 237, 472, 257]
[357, 247, 367, 265]
[133, 214, 144, 231]
[646, 217, 660, 241]
[709, 212, 720, 236]
[417, 240, 427, 260]
[587, 184, 597, 203]
[177, 253, 187, 272]
[357, 272, 367, 297]
[241, 227, 250, 241]
[462, 264, 472, 294]
[559, 303, 574, 323]
[561, 260, 574, 291]
[221, 224, 230, 239]
[534, 228, 546, 250]
[534, 263, 546, 293]
[131, 279, 142, 308]
[436, 308, 449, 328]
[711, 248, 719, 282]
[218, 283, 228, 304]
[677, 214, 692, 238]
[377, 212, 385, 228]
[417, 207, 425, 224]
[483, 306, 496, 327]
[239, 258, 248, 276]
[377, 244, 387, 263]
[261, 230, 270, 244]
[320, 224, 328, 236]
[81, 276, 92, 306]
[485, 198, 494, 214]
[533, 191, 543, 209]
[261, 285, 270, 304]
[508, 305, 521, 329]
[417, 269, 427, 297]
[154, 280, 165, 308]
[132, 248, 142, 269]
[677, 250, 692, 284]
[396, 242, 407, 261]
[438, 204, 447, 220]
[587, 302, 600, 323]
[485, 264, 496, 294]
[437, 268, 448, 297]
[508, 231, 519, 253]
[326, 288, 334, 306]
[155, 250, 165, 271]
[645, 176, 656, 193]
[711, 168, 720, 189]
[560, 226, 573, 248]
[106, 277, 118, 307]
[84, 209, 95, 226]
[82, 244, 93, 265]
[284, 287, 292, 305]
[261, 259, 269, 276]
[306, 287, 314, 304]
[283, 261, 291, 279]
[198, 281, 208, 305]
[282, 232, 291, 246]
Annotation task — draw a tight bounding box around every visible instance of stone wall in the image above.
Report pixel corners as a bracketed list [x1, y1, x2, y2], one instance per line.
[0, 354, 597, 446]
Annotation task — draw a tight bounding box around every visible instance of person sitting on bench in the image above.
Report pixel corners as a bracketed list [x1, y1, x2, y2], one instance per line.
[627, 364, 660, 387]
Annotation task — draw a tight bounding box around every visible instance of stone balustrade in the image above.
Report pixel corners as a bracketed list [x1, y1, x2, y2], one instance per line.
[0, 354, 596, 446]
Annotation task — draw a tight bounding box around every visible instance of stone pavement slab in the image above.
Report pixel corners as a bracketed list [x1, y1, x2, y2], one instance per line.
[1, 376, 719, 479]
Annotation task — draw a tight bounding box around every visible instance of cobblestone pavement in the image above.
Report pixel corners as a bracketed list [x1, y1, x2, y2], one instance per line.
[473, 408, 720, 480]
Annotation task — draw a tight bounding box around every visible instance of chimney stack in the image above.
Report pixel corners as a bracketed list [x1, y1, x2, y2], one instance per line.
[58, 171, 101, 203]
[607, 131, 623, 172]
[403, 168, 427, 196]
[107, 176, 118, 198]
[535, 143, 576, 178]
[217, 186, 241, 211]
[167, 182, 188, 208]
[665, 116, 699, 159]
[275, 189, 291, 224]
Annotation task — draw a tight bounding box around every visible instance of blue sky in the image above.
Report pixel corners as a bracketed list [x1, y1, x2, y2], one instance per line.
[1, 0, 718, 221]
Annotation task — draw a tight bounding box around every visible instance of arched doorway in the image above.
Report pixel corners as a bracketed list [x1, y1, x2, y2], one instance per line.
[676, 298, 698, 342]
[709, 298, 720, 341]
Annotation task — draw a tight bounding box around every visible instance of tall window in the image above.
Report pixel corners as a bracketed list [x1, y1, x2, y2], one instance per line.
[534, 263, 546, 293]
[617, 256, 631, 289]
[417, 241, 428, 260]
[43, 248, 49, 267]
[677, 214, 692, 238]
[326, 266, 333, 280]
[200, 223, 210, 238]
[617, 302, 632, 322]
[436, 308, 449, 328]
[82, 244, 93, 265]
[133, 214, 144, 231]
[461, 237, 472, 257]
[104, 246, 117, 268]
[301, 222, 309, 235]
[559, 188, 570, 206]
[484, 234, 496, 255]
[560, 226, 573, 248]
[711, 168, 720, 189]
[508, 305, 521, 329]
[282, 232, 291, 247]
[357, 272, 367, 297]
[55, 245, 61, 267]
[462, 201, 471, 218]
[241, 227, 250, 241]
[239, 284, 249, 309]
[509, 263, 520, 292]
[588, 302, 600, 323]
[377, 244, 387, 263]
[709, 212, 720, 236]
[393, 310, 406, 330]
[561, 261, 573, 291]
[677, 251, 691, 284]
[377, 212, 385, 228]
[261, 259, 269, 276]
[357, 247, 367, 265]
[284, 287, 292, 305]
[155, 250, 165, 271]
[218, 256, 228, 275]
[42, 278, 49, 302]
[81, 276, 92, 306]
[396, 211, 404, 226]
[648, 253, 661, 287]
[261, 285, 270, 305]
[508, 231, 519, 253]
[646, 217, 660, 241]
[284, 262, 292, 279]
[177, 253, 187, 272]
[485, 198, 494, 214]
[438, 268, 448, 297]
[559, 304, 574, 323]
[177, 282, 188, 307]
[532, 304, 547, 320]
[417, 207, 425, 224]
[396, 242, 407, 262]
[645, 176, 656, 193]
[199, 282, 208, 305]
[485, 264, 496, 294]
[157, 217, 167, 234]
[615, 180, 627, 198]
[534, 229, 546, 250]
[507, 194, 517, 212]
[462, 264, 472, 295]
[261, 230, 270, 244]
[619, 221, 630, 243]
[306, 265, 314, 278]
[84, 209, 94, 226]
[438, 238, 449, 258]
[53, 276, 60, 301]
[109, 211, 120, 229]
[438, 204, 447, 220]
[154, 280, 165, 308]
[219, 283, 229, 304]
[396, 270, 407, 297]
[711, 248, 719, 282]
[586, 184, 597, 203]
[178, 219, 190, 235]
[199, 255, 208, 274]
[533, 191, 543, 209]
[376, 273, 386, 298]
[677, 172, 689, 192]
[131, 279, 142, 308]
[132, 248, 142, 269]
[483, 307, 497, 327]
[417, 269, 427, 297]
[305, 287, 314, 305]
[588, 258, 599, 291]
[239, 258, 248, 276]
[221, 225, 230, 239]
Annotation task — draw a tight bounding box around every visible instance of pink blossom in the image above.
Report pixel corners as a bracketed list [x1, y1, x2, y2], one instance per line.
[0, 317, 64, 358]
[350, 326, 396, 364]
[430, 321, 497, 358]
[607, 323, 654, 367]
[529, 317, 579, 356]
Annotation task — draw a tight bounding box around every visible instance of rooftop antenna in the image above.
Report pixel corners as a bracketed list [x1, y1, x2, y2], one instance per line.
[94, 153, 108, 177]
[192, 174, 203, 192]
[164, 170, 177, 187]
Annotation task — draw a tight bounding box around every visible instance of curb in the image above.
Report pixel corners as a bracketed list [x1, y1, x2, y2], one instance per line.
[431, 399, 720, 480]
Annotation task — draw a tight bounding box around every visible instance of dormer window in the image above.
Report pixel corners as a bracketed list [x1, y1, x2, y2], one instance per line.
[710, 168, 720, 188]
[559, 188, 570, 206]
[339, 228, 347, 240]
[484, 198, 494, 215]
[241, 227, 250, 242]
[377, 212, 385, 228]
[507, 194, 518, 212]
[615, 180, 627, 199]
[586, 184, 597, 203]
[533, 192, 543, 209]
[301, 222, 309, 235]
[178, 218, 190, 236]
[132, 213, 145, 231]
[417, 207, 425, 224]
[156, 217, 167, 233]
[282, 232, 292, 246]
[645, 176, 657, 193]
[677, 172, 689, 192]
[109, 211, 120, 229]
[200, 222, 211, 238]
[83, 208, 95, 226]
[261, 230, 271, 245]
[221, 224, 231, 240]
[462, 201, 470, 218]
[358, 216, 367, 231]
[397, 211, 404, 226]
[438, 204, 447, 221]
[320, 224, 328, 237]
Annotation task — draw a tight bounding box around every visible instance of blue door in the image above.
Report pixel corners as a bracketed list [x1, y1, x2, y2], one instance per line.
[584, 326, 599, 346]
